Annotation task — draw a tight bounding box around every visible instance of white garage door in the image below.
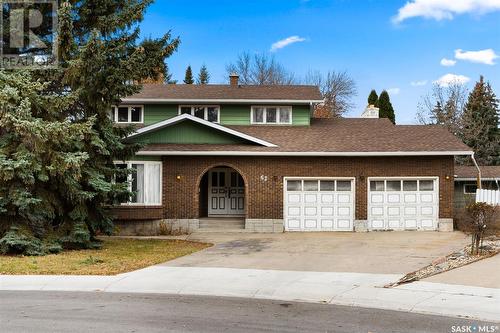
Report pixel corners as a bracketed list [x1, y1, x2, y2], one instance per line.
[284, 178, 355, 231]
[368, 178, 439, 231]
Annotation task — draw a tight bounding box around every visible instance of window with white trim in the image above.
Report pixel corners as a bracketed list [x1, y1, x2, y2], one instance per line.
[110, 106, 143, 123]
[115, 161, 162, 205]
[251, 106, 292, 124]
[464, 184, 477, 195]
[178, 105, 220, 123]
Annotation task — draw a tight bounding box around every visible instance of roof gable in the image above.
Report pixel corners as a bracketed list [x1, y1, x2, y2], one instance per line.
[126, 114, 277, 147]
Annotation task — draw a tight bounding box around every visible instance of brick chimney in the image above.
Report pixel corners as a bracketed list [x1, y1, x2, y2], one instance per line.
[229, 73, 239, 86]
[361, 104, 379, 118]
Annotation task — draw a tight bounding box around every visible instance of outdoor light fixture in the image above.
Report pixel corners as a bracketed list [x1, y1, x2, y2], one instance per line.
[445, 175, 451, 180]
[176, 175, 182, 181]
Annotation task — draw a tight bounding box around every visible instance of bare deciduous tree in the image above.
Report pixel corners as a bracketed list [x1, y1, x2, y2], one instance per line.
[416, 83, 468, 136]
[226, 52, 296, 85]
[305, 70, 357, 118]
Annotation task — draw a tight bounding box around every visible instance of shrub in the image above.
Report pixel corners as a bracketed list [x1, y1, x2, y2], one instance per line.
[59, 223, 101, 251]
[464, 203, 497, 255]
[0, 226, 44, 256]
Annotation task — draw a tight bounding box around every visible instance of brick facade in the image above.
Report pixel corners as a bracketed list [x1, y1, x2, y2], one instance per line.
[111, 205, 163, 220]
[151, 156, 454, 220]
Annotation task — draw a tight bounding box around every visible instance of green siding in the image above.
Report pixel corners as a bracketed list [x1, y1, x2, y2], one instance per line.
[291, 105, 311, 126]
[143, 104, 178, 125]
[130, 120, 247, 145]
[220, 104, 251, 125]
[141, 103, 311, 126]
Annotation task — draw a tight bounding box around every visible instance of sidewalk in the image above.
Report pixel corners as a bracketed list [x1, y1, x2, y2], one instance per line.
[1, 266, 499, 322]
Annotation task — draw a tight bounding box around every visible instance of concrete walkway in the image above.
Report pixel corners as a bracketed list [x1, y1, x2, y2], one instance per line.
[1, 266, 499, 323]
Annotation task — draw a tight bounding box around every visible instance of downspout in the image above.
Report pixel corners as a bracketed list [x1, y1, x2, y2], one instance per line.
[471, 152, 482, 189]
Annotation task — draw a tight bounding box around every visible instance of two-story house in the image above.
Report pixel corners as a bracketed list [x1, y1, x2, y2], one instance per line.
[111, 74, 473, 234]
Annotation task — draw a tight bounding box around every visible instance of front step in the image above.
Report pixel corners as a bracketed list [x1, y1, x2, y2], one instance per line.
[199, 218, 245, 230]
[195, 228, 250, 233]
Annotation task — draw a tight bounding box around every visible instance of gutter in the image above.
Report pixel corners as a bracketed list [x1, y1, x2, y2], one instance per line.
[121, 98, 325, 104]
[136, 150, 474, 157]
[471, 152, 482, 189]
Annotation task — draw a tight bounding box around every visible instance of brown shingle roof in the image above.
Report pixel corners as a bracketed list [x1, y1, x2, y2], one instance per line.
[455, 165, 500, 179]
[140, 118, 472, 154]
[124, 84, 323, 102]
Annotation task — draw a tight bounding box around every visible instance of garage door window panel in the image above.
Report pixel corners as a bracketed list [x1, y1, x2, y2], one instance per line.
[304, 180, 319, 191]
[337, 181, 351, 191]
[370, 181, 385, 191]
[320, 181, 335, 191]
[287, 180, 302, 191]
[419, 180, 434, 191]
[403, 180, 418, 191]
[387, 181, 401, 191]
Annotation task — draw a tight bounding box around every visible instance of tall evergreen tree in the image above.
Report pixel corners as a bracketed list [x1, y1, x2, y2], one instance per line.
[461, 76, 500, 165]
[431, 101, 444, 123]
[378, 90, 396, 124]
[0, 0, 179, 255]
[197, 64, 210, 84]
[368, 89, 378, 106]
[184, 65, 194, 84]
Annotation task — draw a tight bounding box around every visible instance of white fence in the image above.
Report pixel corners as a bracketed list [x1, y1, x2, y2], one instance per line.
[476, 189, 500, 206]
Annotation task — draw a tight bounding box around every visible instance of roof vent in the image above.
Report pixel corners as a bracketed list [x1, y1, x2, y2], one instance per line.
[361, 104, 379, 118]
[229, 73, 239, 86]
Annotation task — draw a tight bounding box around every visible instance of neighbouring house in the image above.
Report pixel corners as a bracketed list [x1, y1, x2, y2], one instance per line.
[454, 165, 500, 210]
[110, 75, 473, 235]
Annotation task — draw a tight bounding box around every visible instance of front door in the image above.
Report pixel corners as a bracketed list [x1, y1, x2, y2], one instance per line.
[208, 168, 245, 216]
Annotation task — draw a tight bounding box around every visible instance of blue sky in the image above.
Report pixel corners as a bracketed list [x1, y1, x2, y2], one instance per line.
[140, 0, 500, 124]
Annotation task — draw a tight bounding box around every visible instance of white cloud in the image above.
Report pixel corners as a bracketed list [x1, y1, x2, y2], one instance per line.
[455, 48, 499, 65]
[270, 36, 306, 52]
[393, 0, 500, 23]
[440, 58, 456, 67]
[411, 80, 428, 86]
[387, 88, 401, 95]
[434, 73, 470, 87]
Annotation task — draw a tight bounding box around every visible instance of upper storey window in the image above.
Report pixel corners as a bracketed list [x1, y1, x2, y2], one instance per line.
[179, 105, 220, 123]
[251, 106, 292, 124]
[111, 106, 143, 123]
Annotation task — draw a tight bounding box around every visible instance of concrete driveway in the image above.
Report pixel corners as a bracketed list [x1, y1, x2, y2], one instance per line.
[163, 231, 469, 274]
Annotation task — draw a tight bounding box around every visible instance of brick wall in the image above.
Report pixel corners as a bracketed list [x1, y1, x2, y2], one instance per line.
[111, 205, 163, 220]
[160, 156, 454, 220]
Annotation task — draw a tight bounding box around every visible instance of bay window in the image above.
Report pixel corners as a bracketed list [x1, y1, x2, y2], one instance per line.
[115, 161, 161, 205]
[251, 106, 292, 124]
[179, 105, 220, 123]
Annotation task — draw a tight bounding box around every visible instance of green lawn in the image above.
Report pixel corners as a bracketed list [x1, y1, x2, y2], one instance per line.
[0, 238, 211, 275]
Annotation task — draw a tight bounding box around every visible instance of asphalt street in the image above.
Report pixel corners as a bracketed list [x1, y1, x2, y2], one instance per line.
[0, 291, 496, 333]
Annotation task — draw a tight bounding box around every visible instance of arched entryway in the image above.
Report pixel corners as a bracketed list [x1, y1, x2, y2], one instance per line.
[198, 166, 246, 218]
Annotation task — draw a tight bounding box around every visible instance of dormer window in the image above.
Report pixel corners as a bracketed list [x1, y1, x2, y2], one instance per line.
[251, 106, 292, 124]
[111, 105, 143, 123]
[179, 105, 220, 123]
